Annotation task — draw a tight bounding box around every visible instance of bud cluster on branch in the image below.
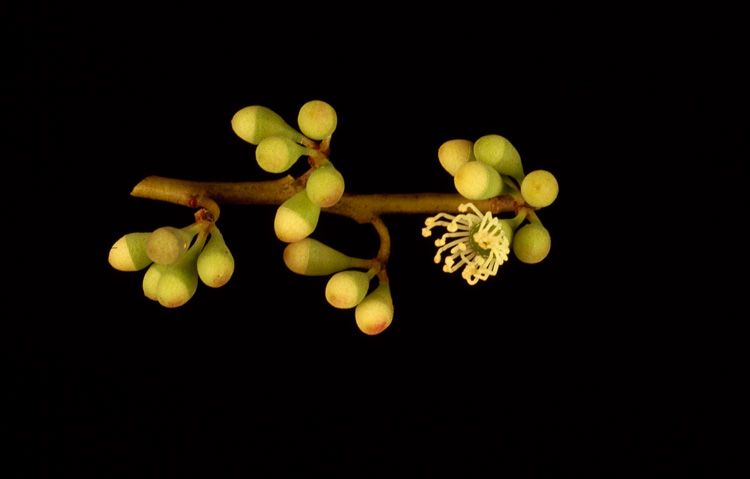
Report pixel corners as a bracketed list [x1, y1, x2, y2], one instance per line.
[109, 100, 559, 335]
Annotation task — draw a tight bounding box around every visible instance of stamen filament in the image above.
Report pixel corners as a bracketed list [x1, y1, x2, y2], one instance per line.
[422, 203, 510, 285]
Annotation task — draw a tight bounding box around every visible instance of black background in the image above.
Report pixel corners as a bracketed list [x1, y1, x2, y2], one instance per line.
[13, 5, 747, 477]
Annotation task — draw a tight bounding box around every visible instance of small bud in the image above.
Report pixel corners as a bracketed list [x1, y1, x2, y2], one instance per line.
[305, 164, 345, 207]
[146, 226, 197, 265]
[274, 190, 321, 243]
[109, 232, 152, 271]
[512, 223, 551, 264]
[454, 161, 504, 200]
[155, 232, 207, 308]
[197, 225, 234, 288]
[283, 238, 368, 276]
[297, 100, 337, 140]
[231, 105, 305, 145]
[255, 136, 309, 173]
[473, 134, 524, 183]
[355, 282, 394, 335]
[325, 270, 371, 309]
[521, 169, 559, 208]
[498, 219, 515, 244]
[142, 262, 166, 301]
[438, 139, 474, 176]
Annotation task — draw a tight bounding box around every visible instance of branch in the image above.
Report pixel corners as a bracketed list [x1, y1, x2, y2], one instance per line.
[131, 175, 523, 224]
[369, 216, 391, 283]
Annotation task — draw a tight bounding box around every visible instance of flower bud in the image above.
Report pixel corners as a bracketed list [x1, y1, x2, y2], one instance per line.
[146, 226, 197, 265]
[155, 232, 207, 308]
[255, 136, 309, 173]
[473, 134, 524, 183]
[109, 232, 152, 271]
[142, 262, 166, 301]
[454, 161, 504, 200]
[438, 139, 474, 176]
[274, 190, 321, 243]
[231, 105, 306, 145]
[355, 282, 394, 335]
[283, 238, 367, 276]
[297, 100, 337, 140]
[325, 270, 371, 309]
[197, 225, 234, 288]
[512, 223, 551, 264]
[521, 169, 559, 208]
[305, 164, 345, 207]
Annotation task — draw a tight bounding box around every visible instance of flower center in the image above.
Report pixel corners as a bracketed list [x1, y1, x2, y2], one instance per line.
[468, 223, 498, 257]
[422, 203, 510, 285]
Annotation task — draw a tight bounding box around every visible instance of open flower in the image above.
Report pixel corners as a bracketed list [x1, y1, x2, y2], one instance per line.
[422, 203, 510, 285]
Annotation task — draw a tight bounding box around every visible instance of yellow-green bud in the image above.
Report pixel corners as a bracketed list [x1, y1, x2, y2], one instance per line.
[355, 282, 394, 335]
[146, 226, 197, 265]
[109, 232, 152, 271]
[454, 161, 504, 200]
[274, 190, 321, 243]
[498, 219, 515, 244]
[155, 232, 207, 308]
[325, 270, 371, 309]
[474, 134, 524, 183]
[297, 100, 337, 140]
[255, 136, 308, 173]
[305, 164, 345, 207]
[512, 223, 551, 264]
[283, 238, 368, 276]
[438, 139, 474, 176]
[521, 170, 559, 208]
[231, 105, 305, 145]
[142, 262, 166, 301]
[197, 225, 234, 288]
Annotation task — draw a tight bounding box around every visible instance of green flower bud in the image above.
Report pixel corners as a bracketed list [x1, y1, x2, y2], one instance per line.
[146, 225, 199, 265]
[197, 225, 234, 288]
[283, 238, 368, 276]
[109, 232, 152, 271]
[255, 136, 309, 173]
[274, 190, 321, 243]
[155, 232, 207, 308]
[498, 219, 515, 244]
[297, 100, 337, 140]
[454, 161, 504, 200]
[305, 164, 345, 207]
[231, 105, 306, 145]
[512, 223, 551, 264]
[438, 139, 474, 176]
[355, 282, 394, 335]
[474, 134, 524, 183]
[521, 169, 559, 208]
[325, 270, 371, 309]
[142, 262, 166, 301]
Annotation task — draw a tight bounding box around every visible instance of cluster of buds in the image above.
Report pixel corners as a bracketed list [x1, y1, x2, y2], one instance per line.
[424, 135, 559, 284]
[108, 220, 234, 307]
[108, 100, 559, 336]
[231, 102, 345, 242]
[231, 101, 393, 335]
[282, 238, 393, 335]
